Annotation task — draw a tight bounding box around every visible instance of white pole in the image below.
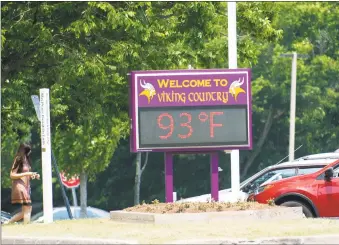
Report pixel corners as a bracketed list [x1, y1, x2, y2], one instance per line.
[228, 2, 237, 69]
[40, 88, 53, 223]
[289, 52, 297, 161]
[173, 192, 177, 202]
[228, 2, 240, 200]
[72, 188, 78, 218]
[72, 188, 78, 207]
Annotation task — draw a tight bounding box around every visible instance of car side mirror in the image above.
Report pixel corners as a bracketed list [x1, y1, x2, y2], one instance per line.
[324, 168, 334, 181]
[243, 183, 257, 193]
[242, 184, 251, 193]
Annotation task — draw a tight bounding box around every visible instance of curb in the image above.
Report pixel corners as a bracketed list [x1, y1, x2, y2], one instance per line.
[110, 207, 303, 224]
[2, 236, 138, 244]
[167, 234, 339, 244]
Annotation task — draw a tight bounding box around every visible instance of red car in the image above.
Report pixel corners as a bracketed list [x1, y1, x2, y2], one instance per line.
[253, 159, 339, 218]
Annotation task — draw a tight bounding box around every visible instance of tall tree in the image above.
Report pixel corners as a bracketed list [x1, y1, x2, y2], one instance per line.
[1, 2, 129, 215]
[2, 1, 306, 211]
[241, 2, 339, 177]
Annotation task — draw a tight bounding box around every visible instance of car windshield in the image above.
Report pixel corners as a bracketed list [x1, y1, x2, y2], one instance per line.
[241, 165, 325, 192]
[297, 167, 323, 175]
[240, 167, 269, 187]
[250, 168, 296, 187]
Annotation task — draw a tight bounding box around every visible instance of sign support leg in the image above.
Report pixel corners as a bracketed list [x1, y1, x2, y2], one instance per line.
[210, 152, 219, 201]
[165, 152, 173, 203]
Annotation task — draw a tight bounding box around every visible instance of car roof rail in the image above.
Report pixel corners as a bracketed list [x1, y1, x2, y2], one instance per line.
[295, 152, 339, 161]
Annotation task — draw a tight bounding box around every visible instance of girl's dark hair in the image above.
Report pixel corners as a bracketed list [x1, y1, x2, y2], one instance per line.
[12, 143, 32, 173]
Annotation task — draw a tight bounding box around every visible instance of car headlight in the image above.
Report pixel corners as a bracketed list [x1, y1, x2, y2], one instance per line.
[255, 184, 273, 195]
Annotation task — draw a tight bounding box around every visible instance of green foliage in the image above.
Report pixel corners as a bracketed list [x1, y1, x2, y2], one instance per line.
[2, 2, 338, 212]
[1, 1, 281, 188]
[245, 1, 339, 176]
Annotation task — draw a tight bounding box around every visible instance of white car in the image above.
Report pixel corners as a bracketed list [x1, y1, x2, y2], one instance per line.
[177, 152, 339, 203]
[31, 206, 109, 223]
[1, 211, 12, 224]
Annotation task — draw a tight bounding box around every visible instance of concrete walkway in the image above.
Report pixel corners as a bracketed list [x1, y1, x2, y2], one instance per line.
[2, 236, 138, 244]
[168, 234, 339, 244]
[3, 234, 339, 244]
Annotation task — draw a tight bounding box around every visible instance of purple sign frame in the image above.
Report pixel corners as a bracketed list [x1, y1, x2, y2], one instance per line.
[129, 68, 252, 152]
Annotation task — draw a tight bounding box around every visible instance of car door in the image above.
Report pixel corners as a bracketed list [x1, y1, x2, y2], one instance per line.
[316, 163, 339, 217]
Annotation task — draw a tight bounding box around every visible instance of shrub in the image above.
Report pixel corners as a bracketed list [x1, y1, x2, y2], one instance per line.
[267, 198, 275, 206]
[151, 199, 160, 204]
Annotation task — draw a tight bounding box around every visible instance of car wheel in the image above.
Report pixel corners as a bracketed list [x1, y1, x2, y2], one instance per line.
[280, 201, 314, 218]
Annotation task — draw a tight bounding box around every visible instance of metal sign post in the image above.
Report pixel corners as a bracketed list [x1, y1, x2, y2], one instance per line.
[60, 172, 80, 218]
[72, 188, 78, 218]
[39, 89, 54, 223]
[31, 93, 73, 220]
[52, 154, 73, 219]
[228, 1, 241, 201]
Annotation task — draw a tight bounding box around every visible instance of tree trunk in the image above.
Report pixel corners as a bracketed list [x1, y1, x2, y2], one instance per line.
[134, 152, 149, 205]
[79, 170, 87, 218]
[241, 106, 284, 179]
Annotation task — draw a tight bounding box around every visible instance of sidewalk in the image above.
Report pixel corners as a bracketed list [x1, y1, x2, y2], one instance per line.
[2, 236, 138, 244]
[169, 234, 339, 244]
[3, 234, 339, 244]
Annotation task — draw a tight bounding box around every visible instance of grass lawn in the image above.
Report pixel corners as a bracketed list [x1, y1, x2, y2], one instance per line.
[2, 218, 339, 244]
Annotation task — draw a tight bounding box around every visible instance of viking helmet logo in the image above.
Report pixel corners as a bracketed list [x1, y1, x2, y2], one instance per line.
[139, 80, 156, 104]
[229, 78, 246, 102]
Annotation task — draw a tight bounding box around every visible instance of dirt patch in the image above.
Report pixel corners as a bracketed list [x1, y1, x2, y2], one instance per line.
[124, 200, 275, 214]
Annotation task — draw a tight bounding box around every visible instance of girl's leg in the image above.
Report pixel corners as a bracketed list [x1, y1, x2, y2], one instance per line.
[7, 206, 24, 223]
[23, 205, 32, 224]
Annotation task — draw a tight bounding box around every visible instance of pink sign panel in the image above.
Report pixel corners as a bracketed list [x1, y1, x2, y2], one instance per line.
[129, 69, 252, 152]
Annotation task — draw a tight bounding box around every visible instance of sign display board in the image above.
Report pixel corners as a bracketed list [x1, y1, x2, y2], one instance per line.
[130, 69, 252, 152]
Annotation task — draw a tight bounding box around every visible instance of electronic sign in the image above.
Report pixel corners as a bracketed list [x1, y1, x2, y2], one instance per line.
[129, 69, 252, 152]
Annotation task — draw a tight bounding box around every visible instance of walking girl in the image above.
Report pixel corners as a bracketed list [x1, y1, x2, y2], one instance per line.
[7, 143, 40, 224]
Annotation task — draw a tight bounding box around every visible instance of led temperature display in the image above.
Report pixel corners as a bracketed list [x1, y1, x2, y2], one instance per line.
[138, 106, 248, 148]
[129, 69, 252, 152]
